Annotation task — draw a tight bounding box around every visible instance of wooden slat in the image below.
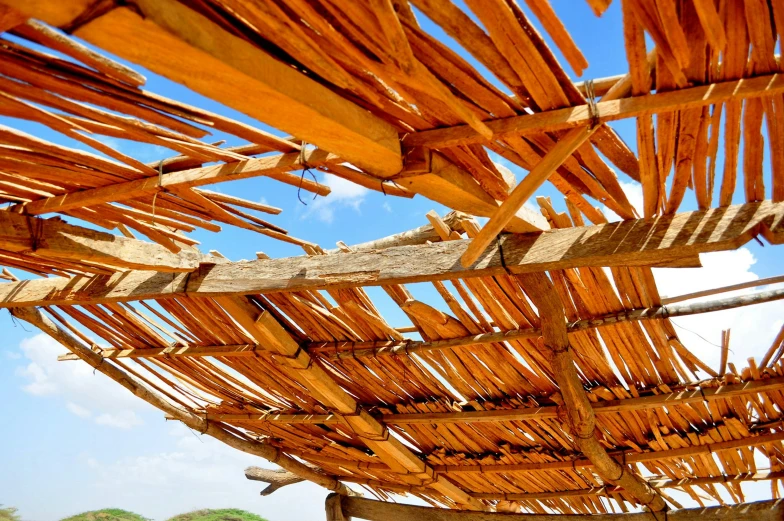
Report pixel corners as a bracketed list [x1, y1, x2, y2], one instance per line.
[0, 201, 781, 308]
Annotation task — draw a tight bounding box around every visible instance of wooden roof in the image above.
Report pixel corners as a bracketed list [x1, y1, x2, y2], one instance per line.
[1, 0, 784, 516]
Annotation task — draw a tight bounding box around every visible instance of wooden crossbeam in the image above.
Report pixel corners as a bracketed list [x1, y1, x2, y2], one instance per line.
[473, 471, 784, 501]
[64, 286, 784, 362]
[216, 296, 484, 510]
[0, 201, 780, 308]
[337, 495, 784, 521]
[433, 431, 784, 474]
[661, 274, 784, 305]
[403, 72, 784, 148]
[17, 149, 337, 216]
[0, 211, 204, 272]
[1, 0, 403, 177]
[380, 376, 784, 424]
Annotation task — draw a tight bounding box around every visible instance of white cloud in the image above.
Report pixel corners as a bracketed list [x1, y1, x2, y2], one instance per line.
[604, 180, 643, 221]
[303, 173, 369, 224]
[95, 411, 144, 429]
[66, 402, 92, 418]
[15, 334, 154, 428]
[653, 248, 784, 372]
[4, 350, 21, 360]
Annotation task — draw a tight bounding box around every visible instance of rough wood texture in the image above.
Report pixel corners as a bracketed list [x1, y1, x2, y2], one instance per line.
[0, 201, 779, 308]
[518, 272, 666, 512]
[0, 211, 204, 271]
[245, 466, 305, 496]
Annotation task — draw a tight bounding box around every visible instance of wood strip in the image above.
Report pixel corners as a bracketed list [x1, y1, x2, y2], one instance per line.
[661, 274, 784, 304]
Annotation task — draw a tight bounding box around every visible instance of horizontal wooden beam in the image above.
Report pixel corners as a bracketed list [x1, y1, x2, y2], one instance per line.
[0, 201, 781, 308]
[208, 412, 344, 425]
[0, 211, 205, 272]
[58, 343, 259, 361]
[380, 376, 784, 425]
[433, 431, 784, 474]
[18, 149, 337, 216]
[473, 471, 784, 501]
[404, 72, 784, 148]
[315, 286, 784, 359]
[2, 0, 403, 177]
[340, 496, 784, 521]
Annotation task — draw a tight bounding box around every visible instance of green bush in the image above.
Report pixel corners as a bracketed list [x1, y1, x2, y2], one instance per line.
[167, 509, 268, 521]
[0, 506, 21, 521]
[60, 509, 149, 521]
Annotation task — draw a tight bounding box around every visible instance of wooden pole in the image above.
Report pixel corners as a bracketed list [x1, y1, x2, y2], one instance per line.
[8, 305, 353, 496]
[1, 200, 782, 309]
[517, 272, 667, 512]
[341, 496, 784, 521]
[661, 274, 784, 304]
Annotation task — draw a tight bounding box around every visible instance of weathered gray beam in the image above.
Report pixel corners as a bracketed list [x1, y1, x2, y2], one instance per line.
[0, 201, 780, 308]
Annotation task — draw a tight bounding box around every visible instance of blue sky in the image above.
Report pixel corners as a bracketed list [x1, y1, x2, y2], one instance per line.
[2, 1, 784, 520]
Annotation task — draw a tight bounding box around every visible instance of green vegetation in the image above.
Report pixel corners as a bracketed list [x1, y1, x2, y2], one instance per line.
[166, 509, 268, 521]
[0, 506, 21, 521]
[60, 509, 149, 521]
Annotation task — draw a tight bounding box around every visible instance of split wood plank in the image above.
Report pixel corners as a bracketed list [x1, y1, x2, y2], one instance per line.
[17, 149, 337, 215]
[1, 0, 402, 177]
[0, 211, 205, 272]
[0, 201, 781, 308]
[403, 72, 784, 148]
[340, 496, 784, 521]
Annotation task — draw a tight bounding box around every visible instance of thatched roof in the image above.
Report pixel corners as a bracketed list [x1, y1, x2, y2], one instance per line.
[1, 0, 784, 516]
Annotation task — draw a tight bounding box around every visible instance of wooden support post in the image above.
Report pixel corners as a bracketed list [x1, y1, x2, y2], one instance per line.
[340, 496, 784, 521]
[517, 272, 667, 512]
[0, 211, 205, 272]
[216, 296, 484, 511]
[326, 493, 349, 521]
[9, 305, 353, 496]
[0, 0, 403, 177]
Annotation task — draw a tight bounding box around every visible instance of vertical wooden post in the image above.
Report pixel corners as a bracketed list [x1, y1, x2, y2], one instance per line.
[326, 493, 350, 521]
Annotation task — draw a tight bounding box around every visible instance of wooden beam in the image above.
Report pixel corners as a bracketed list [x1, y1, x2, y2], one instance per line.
[58, 343, 259, 361]
[341, 496, 784, 521]
[434, 431, 784, 474]
[403, 72, 784, 148]
[0, 211, 205, 272]
[518, 272, 666, 511]
[473, 471, 784, 501]
[208, 412, 344, 425]
[316, 286, 784, 359]
[217, 296, 483, 510]
[662, 274, 784, 304]
[9, 305, 353, 496]
[380, 376, 784, 424]
[0, 0, 403, 177]
[395, 152, 547, 234]
[17, 149, 336, 216]
[0, 201, 779, 308]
